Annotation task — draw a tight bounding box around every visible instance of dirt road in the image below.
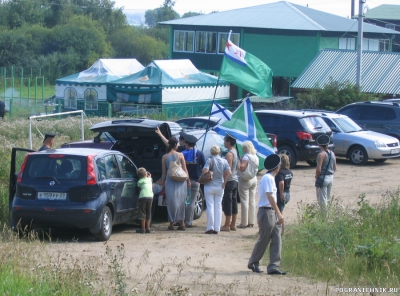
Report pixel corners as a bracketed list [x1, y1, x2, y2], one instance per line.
[46, 158, 400, 295]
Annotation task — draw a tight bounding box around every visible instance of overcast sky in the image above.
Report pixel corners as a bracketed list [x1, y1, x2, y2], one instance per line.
[114, 0, 400, 18]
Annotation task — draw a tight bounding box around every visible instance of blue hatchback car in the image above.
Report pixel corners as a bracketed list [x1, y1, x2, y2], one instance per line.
[9, 148, 139, 241]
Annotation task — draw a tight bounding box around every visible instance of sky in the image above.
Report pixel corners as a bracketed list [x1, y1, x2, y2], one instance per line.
[113, 0, 400, 18]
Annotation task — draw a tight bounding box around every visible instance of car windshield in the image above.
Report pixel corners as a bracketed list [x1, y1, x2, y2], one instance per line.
[301, 116, 330, 132]
[332, 117, 362, 133]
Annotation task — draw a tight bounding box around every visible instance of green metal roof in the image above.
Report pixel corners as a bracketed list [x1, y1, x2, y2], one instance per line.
[291, 49, 400, 95]
[160, 1, 399, 34]
[365, 4, 400, 21]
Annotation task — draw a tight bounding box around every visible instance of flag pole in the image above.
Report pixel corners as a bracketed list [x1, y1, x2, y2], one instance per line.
[201, 76, 220, 153]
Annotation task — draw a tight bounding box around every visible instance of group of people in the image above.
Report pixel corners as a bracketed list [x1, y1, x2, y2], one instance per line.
[39, 127, 337, 275]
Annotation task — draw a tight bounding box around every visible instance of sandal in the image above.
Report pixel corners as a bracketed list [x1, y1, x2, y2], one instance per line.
[237, 225, 247, 229]
[177, 226, 186, 231]
[136, 229, 145, 234]
[220, 226, 230, 232]
[230, 226, 237, 231]
[247, 224, 254, 228]
[205, 229, 214, 234]
[168, 225, 175, 231]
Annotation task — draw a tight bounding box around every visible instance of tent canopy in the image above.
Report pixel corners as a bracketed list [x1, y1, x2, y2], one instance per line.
[108, 59, 229, 88]
[107, 59, 230, 104]
[56, 59, 144, 85]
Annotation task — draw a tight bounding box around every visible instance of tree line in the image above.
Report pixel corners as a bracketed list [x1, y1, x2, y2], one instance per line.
[0, 0, 202, 83]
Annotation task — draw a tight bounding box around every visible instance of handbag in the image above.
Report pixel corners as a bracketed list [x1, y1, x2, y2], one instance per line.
[167, 155, 187, 182]
[238, 154, 259, 181]
[315, 151, 332, 188]
[198, 158, 213, 184]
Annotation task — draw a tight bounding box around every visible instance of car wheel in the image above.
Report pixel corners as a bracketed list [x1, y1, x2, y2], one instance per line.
[278, 145, 297, 168]
[349, 146, 368, 165]
[193, 188, 204, 220]
[94, 206, 112, 241]
[374, 159, 387, 163]
[306, 160, 317, 166]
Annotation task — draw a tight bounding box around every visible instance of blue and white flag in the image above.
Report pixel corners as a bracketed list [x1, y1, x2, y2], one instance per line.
[211, 103, 232, 124]
[214, 98, 274, 170]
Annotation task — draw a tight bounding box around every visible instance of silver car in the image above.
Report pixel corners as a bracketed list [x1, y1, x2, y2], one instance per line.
[311, 112, 400, 165]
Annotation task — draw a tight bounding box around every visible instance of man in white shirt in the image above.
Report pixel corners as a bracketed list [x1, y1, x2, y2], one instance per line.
[248, 154, 286, 275]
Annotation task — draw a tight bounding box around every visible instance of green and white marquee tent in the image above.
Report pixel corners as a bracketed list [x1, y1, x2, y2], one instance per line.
[107, 59, 230, 115]
[55, 59, 144, 114]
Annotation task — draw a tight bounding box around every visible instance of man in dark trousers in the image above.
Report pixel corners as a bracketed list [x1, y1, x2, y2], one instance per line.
[39, 132, 56, 151]
[181, 132, 205, 228]
[248, 154, 286, 275]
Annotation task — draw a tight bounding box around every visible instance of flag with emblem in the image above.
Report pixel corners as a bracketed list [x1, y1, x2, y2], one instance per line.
[220, 32, 273, 98]
[213, 98, 275, 170]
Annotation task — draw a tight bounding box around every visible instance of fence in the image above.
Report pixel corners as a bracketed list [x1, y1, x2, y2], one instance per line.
[4, 98, 239, 121]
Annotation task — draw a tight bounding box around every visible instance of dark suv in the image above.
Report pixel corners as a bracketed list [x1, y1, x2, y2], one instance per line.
[9, 148, 139, 241]
[255, 110, 333, 168]
[336, 101, 400, 141]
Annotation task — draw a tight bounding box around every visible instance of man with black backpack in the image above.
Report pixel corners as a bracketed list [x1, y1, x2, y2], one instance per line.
[180, 132, 205, 228]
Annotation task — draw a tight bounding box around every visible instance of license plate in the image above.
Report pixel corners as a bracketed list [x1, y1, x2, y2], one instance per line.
[391, 148, 400, 155]
[37, 192, 67, 200]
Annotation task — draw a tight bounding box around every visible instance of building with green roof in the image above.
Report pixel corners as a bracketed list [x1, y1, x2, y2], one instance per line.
[160, 1, 400, 98]
[365, 4, 400, 52]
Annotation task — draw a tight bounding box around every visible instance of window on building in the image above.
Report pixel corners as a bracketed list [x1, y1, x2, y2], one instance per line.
[85, 89, 98, 110]
[173, 30, 194, 52]
[218, 33, 240, 53]
[338, 38, 356, 50]
[64, 88, 77, 109]
[385, 24, 396, 31]
[380, 39, 389, 51]
[196, 31, 217, 53]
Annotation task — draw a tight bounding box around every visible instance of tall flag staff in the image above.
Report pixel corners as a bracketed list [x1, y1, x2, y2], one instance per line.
[202, 30, 274, 163]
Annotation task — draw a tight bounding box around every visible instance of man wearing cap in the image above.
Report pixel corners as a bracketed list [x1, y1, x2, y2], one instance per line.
[315, 135, 336, 211]
[39, 133, 56, 151]
[248, 154, 286, 275]
[221, 133, 239, 232]
[181, 132, 205, 228]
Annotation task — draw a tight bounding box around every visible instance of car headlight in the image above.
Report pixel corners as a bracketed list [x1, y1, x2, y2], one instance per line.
[374, 140, 387, 148]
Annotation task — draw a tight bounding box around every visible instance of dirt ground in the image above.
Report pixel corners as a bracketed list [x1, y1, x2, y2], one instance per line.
[45, 157, 400, 295]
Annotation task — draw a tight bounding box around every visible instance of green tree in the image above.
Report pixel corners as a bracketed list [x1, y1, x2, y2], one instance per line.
[4, 0, 45, 29]
[181, 12, 202, 18]
[0, 30, 34, 66]
[144, 0, 179, 27]
[49, 16, 113, 69]
[140, 27, 170, 44]
[296, 80, 381, 110]
[109, 27, 168, 64]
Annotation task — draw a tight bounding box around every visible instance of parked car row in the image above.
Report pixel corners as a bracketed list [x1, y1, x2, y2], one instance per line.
[10, 100, 400, 240]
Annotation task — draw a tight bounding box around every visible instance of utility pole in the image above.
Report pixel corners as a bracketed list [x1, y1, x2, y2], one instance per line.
[356, 0, 366, 88]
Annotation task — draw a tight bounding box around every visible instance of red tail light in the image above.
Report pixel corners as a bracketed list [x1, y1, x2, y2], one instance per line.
[17, 154, 30, 183]
[270, 134, 277, 147]
[87, 155, 97, 185]
[296, 131, 312, 140]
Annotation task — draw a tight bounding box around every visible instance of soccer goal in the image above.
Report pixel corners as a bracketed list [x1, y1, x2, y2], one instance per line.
[28, 110, 86, 149]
